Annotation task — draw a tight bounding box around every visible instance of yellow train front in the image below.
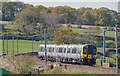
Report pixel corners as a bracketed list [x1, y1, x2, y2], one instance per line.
[80, 44, 97, 65]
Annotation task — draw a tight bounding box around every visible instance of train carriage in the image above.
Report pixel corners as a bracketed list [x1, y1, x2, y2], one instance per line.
[38, 44, 97, 65]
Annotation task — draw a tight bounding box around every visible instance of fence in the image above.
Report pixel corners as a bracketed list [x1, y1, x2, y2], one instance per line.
[1, 29, 118, 56]
[1, 33, 52, 55]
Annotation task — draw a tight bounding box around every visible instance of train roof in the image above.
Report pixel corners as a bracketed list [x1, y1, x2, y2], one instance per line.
[39, 44, 96, 47]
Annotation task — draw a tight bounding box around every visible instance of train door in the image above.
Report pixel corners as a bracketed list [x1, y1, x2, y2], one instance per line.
[76, 47, 79, 59]
[51, 47, 54, 57]
[63, 46, 67, 58]
[56, 46, 59, 57]
[50, 46, 53, 57]
[67, 46, 71, 58]
[58, 46, 63, 58]
[54, 46, 57, 57]
[47, 46, 50, 57]
[71, 46, 77, 59]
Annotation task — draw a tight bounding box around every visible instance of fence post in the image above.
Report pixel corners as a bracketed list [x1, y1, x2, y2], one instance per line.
[17, 35, 18, 54]
[61, 33, 63, 45]
[3, 33, 4, 54]
[115, 25, 118, 74]
[44, 29, 47, 66]
[50, 38, 52, 44]
[7, 36, 8, 55]
[103, 30, 106, 63]
[32, 36, 33, 52]
[12, 33, 14, 60]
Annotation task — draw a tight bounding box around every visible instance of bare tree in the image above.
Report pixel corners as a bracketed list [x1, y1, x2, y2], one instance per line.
[3, 55, 36, 74]
[40, 12, 62, 39]
[40, 12, 62, 27]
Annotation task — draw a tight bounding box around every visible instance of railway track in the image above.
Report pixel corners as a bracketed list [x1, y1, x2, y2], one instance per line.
[15, 52, 38, 57]
[14, 52, 118, 74]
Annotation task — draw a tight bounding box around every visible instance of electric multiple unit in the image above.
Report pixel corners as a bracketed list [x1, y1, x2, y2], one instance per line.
[38, 44, 97, 65]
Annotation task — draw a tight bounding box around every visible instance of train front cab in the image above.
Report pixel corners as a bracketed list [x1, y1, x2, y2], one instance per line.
[82, 44, 97, 65]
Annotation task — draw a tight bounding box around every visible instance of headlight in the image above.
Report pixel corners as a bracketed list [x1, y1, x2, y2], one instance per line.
[84, 55, 87, 57]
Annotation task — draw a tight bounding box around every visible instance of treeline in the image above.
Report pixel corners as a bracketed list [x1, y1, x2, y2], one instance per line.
[1, 2, 120, 27]
[1, 2, 120, 47]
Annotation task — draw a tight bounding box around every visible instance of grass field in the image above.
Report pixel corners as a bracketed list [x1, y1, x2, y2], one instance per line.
[72, 28, 120, 38]
[96, 58, 116, 67]
[1, 40, 51, 55]
[45, 67, 100, 74]
[3, 24, 13, 30]
[64, 70, 99, 74]
[3, 24, 120, 38]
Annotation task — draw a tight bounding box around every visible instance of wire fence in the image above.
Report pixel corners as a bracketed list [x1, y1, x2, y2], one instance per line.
[1, 33, 52, 55]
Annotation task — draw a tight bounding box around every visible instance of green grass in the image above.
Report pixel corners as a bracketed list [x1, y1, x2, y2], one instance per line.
[96, 58, 116, 67]
[72, 28, 120, 38]
[65, 70, 99, 74]
[45, 67, 100, 74]
[0, 40, 2, 54]
[72, 28, 87, 34]
[1, 40, 51, 55]
[3, 24, 13, 30]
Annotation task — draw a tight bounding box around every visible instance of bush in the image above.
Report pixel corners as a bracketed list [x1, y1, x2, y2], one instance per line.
[4, 55, 36, 74]
[45, 67, 64, 74]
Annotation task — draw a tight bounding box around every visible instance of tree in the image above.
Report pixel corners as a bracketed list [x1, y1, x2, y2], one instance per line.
[35, 5, 49, 13]
[39, 12, 62, 39]
[53, 27, 79, 44]
[40, 12, 61, 27]
[1, 2, 26, 21]
[75, 15, 83, 25]
[13, 6, 39, 34]
[95, 7, 113, 26]
[76, 7, 95, 25]
[4, 55, 36, 74]
[52, 6, 77, 24]
[13, 5, 62, 39]
[25, 4, 34, 8]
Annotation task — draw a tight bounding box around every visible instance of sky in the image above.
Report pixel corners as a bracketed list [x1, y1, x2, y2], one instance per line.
[8, 0, 120, 12]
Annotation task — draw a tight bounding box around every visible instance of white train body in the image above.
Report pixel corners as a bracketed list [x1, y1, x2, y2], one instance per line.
[38, 44, 97, 65]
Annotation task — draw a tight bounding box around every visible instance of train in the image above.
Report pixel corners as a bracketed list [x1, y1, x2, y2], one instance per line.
[38, 44, 97, 65]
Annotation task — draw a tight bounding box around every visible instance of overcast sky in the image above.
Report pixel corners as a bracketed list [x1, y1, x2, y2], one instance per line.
[10, 0, 120, 12]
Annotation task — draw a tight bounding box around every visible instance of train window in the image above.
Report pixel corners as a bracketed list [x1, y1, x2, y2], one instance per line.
[93, 49, 96, 54]
[64, 48, 66, 53]
[49, 47, 51, 52]
[52, 48, 54, 52]
[93, 46, 96, 55]
[83, 46, 87, 54]
[88, 45, 93, 54]
[42, 47, 45, 52]
[67, 48, 70, 53]
[72, 48, 76, 53]
[59, 48, 62, 53]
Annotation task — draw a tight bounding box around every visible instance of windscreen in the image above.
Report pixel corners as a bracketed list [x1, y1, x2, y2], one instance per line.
[83, 46, 87, 54]
[83, 45, 96, 55]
